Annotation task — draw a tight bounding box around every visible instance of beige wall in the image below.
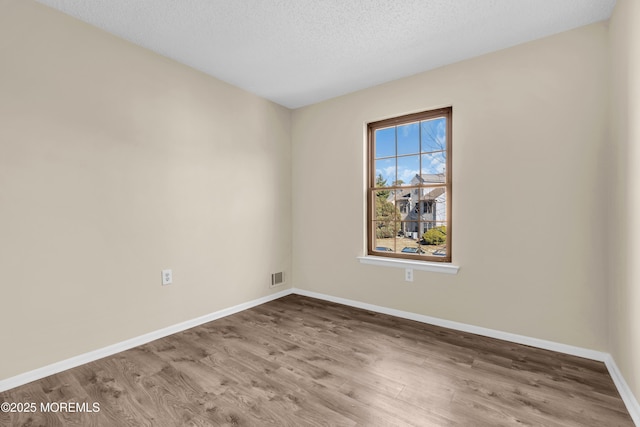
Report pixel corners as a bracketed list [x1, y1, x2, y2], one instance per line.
[3, 0, 638, 404]
[609, 0, 640, 400]
[292, 23, 610, 351]
[0, 1, 292, 380]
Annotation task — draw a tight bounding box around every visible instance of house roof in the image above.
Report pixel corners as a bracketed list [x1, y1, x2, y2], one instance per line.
[411, 173, 445, 185]
[423, 187, 445, 200]
[387, 186, 445, 203]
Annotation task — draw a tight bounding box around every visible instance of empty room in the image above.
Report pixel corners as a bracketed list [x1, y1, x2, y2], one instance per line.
[1, 0, 639, 425]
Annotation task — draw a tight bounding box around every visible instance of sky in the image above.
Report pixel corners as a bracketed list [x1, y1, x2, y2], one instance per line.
[374, 117, 446, 186]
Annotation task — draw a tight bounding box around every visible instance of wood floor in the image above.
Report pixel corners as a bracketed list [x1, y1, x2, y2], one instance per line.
[0, 294, 634, 426]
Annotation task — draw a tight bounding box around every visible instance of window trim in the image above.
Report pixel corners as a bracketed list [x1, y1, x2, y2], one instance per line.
[357, 255, 460, 274]
[367, 107, 452, 263]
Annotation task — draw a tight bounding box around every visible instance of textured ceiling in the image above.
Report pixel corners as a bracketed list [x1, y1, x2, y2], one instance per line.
[34, 0, 616, 109]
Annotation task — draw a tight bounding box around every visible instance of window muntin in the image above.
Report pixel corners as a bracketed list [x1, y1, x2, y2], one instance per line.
[367, 108, 452, 262]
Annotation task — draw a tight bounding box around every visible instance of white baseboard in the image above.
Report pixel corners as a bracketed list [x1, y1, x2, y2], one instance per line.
[605, 354, 640, 425]
[2, 286, 638, 426]
[291, 288, 606, 360]
[0, 288, 293, 393]
[291, 288, 640, 425]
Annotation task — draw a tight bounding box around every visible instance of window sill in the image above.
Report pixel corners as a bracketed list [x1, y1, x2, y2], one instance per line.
[357, 256, 460, 275]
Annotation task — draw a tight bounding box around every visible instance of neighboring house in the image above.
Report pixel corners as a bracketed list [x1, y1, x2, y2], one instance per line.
[388, 173, 446, 238]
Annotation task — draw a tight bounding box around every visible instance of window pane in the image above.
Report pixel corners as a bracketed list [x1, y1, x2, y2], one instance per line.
[398, 244, 427, 256]
[375, 127, 395, 159]
[419, 187, 447, 223]
[373, 221, 399, 253]
[398, 221, 409, 238]
[397, 222, 423, 254]
[373, 221, 398, 244]
[421, 152, 446, 177]
[401, 221, 420, 241]
[397, 155, 420, 186]
[418, 221, 448, 257]
[372, 190, 399, 221]
[395, 188, 412, 216]
[375, 158, 395, 187]
[421, 118, 447, 153]
[397, 122, 420, 156]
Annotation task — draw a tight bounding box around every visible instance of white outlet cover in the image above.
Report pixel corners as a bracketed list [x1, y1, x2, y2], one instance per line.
[405, 268, 414, 282]
[162, 269, 172, 285]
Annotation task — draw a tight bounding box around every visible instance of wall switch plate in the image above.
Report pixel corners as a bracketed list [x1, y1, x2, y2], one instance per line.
[405, 268, 414, 282]
[162, 269, 172, 285]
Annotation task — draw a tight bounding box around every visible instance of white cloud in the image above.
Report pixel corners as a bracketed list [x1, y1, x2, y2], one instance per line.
[399, 169, 419, 182]
[375, 165, 397, 184]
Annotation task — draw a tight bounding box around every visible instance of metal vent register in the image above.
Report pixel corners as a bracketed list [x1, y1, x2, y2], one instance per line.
[271, 272, 284, 287]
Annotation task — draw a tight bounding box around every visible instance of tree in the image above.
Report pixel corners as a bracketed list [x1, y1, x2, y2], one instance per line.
[376, 174, 390, 199]
[375, 195, 401, 239]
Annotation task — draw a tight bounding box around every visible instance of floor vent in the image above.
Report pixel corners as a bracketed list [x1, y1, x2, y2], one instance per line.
[271, 272, 285, 287]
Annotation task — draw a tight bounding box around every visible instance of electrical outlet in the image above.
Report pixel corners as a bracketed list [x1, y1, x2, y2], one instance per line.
[162, 269, 172, 285]
[405, 268, 414, 282]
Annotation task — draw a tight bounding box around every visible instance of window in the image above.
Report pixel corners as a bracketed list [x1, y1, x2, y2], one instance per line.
[367, 107, 452, 262]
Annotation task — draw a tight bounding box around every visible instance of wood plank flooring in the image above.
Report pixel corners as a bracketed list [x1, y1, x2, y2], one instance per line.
[0, 294, 634, 426]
